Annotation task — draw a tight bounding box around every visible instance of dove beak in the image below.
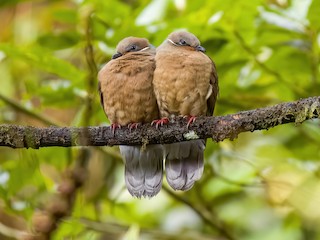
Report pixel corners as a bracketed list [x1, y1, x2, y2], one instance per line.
[195, 45, 206, 53]
[112, 52, 122, 59]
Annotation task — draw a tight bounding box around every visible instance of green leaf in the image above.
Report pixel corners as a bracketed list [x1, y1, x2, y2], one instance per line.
[307, 0, 320, 30]
[37, 31, 80, 50]
[0, 43, 85, 83]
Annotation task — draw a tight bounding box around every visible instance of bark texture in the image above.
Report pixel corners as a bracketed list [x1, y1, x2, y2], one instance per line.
[0, 96, 319, 149]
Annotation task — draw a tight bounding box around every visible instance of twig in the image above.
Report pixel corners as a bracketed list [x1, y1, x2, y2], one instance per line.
[233, 31, 307, 96]
[21, 13, 99, 240]
[80, 217, 223, 240]
[163, 186, 234, 240]
[0, 93, 61, 126]
[0, 222, 27, 239]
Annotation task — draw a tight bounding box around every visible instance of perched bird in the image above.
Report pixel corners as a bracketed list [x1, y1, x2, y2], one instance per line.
[98, 37, 163, 198]
[153, 30, 218, 191]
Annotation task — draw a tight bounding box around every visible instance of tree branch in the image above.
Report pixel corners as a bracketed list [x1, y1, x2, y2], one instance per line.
[0, 96, 319, 149]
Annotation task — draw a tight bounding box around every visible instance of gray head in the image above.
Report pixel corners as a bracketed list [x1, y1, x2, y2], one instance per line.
[166, 31, 206, 52]
[112, 37, 152, 59]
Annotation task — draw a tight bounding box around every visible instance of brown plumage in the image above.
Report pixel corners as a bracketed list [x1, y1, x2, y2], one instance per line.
[98, 37, 163, 198]
[153, 31, 218, 191]
[98, 37, 159, 126]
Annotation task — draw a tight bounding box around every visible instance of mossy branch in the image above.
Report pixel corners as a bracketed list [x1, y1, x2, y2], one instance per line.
[0, 96, 319, 149]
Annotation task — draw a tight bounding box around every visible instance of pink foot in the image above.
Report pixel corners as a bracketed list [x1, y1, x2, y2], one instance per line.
[128, 122, 141, 132]
[110, 123, 121, 135]
[185, 116, 197, 128]
[151, 117, 169, 129]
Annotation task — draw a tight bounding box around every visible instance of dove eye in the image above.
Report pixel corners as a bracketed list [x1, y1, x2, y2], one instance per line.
[127, 44, 138, 52]
[179, 39, 188, 46]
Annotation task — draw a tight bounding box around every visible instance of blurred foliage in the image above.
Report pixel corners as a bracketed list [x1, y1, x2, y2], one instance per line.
[0, 0, 319, 239]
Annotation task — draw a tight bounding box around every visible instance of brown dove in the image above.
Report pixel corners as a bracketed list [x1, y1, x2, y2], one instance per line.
[153, 30, 218, 191]
[98, 37, 163, 198]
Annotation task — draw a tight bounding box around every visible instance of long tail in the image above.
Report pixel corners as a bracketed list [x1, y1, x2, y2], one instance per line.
[119, 145, 163, 198]
[164, 139, 205, 191]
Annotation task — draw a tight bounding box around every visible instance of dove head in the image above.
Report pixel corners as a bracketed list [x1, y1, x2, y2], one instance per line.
[112, 37, 153, 59]
[166, 31, 206, 53]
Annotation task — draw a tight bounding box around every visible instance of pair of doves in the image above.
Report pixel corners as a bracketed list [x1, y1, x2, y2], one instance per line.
[98, 30, 219, 198]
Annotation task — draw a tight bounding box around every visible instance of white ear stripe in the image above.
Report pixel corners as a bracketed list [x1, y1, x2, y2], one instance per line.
[167, 39, 179, 46]
[140, 46, 150, 52]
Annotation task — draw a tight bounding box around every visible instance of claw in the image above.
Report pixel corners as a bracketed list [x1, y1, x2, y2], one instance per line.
[151, 117, 169, 129]
[186, 116, 197, 128]
[128, 122, 141, 132]
[110, 123, 121, 135]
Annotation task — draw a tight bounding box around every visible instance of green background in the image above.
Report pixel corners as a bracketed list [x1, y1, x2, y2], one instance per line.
[0, 0, 320, 239]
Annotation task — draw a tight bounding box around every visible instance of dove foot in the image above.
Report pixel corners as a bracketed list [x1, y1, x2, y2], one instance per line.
[151, 117, 169, 129]
[128, 122, 141, 132]
[184, 115, 197, 128]
[110, 123, 121, 135]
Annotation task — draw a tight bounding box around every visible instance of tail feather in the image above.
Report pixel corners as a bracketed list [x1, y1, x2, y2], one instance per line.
[120, 145, 163, 198]
[165, 140, 205, 191]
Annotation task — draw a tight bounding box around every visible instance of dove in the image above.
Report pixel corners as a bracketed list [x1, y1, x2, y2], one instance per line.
[98, 37, 163, 197]
[153, 31, 218, 191]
